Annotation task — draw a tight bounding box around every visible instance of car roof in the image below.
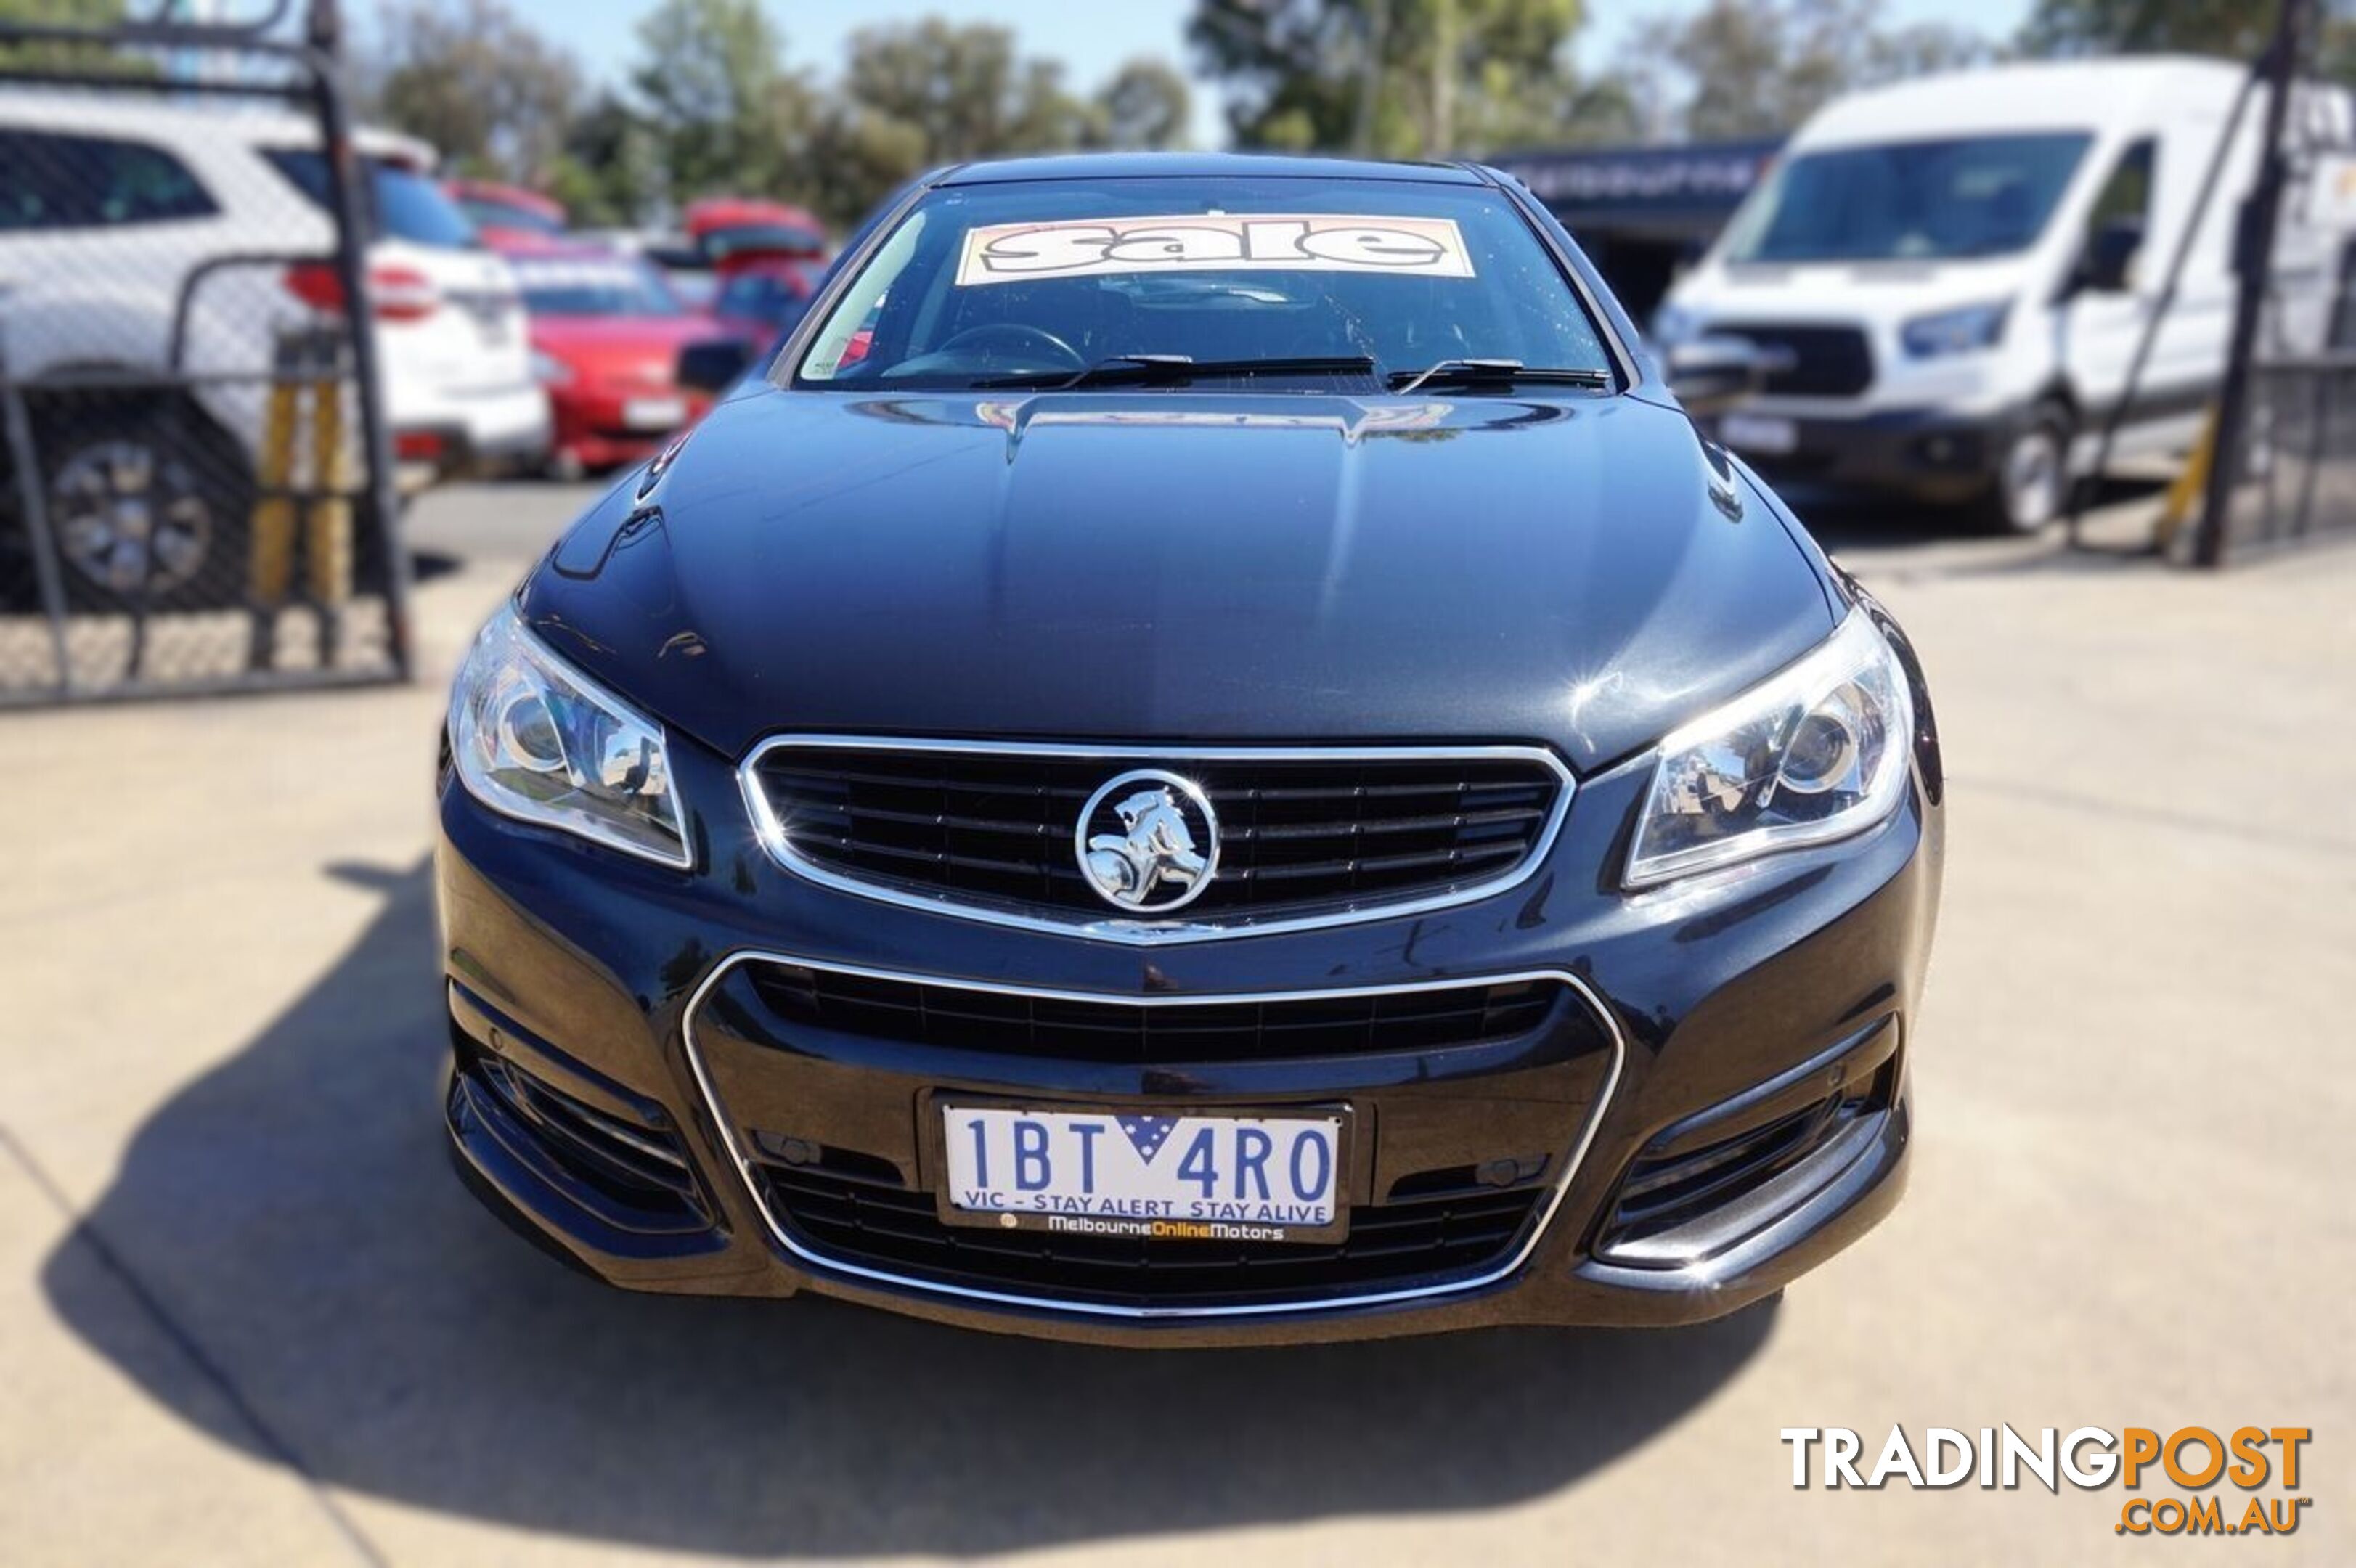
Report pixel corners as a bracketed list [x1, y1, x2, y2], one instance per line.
[0, 87, 431, 166]
[934, 152, 1489, 187]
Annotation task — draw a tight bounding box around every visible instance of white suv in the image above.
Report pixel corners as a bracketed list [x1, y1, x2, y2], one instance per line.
[0, 91, 549, 608]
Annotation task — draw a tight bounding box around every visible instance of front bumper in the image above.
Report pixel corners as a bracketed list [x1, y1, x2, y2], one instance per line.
[435, 692, 1944, 1346]
[1714, 404, 2031, 505]
[394, 380, 553, 481]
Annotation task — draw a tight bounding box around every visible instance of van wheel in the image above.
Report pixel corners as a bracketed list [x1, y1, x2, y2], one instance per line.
[14, 391, 255, 613]
[1976, 404, 2072, 534]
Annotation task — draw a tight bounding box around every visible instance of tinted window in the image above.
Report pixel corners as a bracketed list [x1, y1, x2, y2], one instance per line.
[0, 130, 216, 231]
[2087, 138, 2156, 232]
[269, 151, 479, 249]
[795, 176, 1612, 388]
[370, 164, 477, 248]
[513, 255, 682, 317]
[1722, 134, 2092, 263]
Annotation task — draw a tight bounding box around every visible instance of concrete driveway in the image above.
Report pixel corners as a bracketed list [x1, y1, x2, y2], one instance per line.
[2, 481, 2349, 1565]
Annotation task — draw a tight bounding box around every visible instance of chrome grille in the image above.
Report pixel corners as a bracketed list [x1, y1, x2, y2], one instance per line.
[1711, 320, 1874, 398]
[740, 739, 1572, 938]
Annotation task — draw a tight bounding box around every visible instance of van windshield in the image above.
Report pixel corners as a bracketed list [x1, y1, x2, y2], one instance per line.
[1721, 133, 2092, 264]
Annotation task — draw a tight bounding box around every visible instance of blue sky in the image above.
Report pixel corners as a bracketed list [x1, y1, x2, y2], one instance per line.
[506, 0, 2034, 147]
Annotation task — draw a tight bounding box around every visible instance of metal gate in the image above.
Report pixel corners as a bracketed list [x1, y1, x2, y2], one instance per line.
[0, 0, 407, 703]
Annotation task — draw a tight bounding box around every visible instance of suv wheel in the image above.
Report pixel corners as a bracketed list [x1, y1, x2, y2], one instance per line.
[20, 392, 254, 613]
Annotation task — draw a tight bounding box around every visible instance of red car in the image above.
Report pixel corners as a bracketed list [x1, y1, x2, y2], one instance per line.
[685, 197, 832, 348]
[445, 179, 566, 245]
[498, 241, 733, 478]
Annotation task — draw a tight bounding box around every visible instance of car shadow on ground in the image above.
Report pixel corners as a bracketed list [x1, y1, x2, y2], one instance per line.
[44, 856, 1774, 1558]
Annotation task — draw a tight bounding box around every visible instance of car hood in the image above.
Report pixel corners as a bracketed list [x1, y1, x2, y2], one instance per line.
[519, 387, 1839, 773]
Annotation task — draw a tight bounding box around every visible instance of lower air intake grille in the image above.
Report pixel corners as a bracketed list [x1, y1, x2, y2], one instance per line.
[745, 963, 1567, 1064]
[1594, 1070, 1891, 1261]
[454, 1041, 711, 1236]
[759, 1150, 1545, 1309]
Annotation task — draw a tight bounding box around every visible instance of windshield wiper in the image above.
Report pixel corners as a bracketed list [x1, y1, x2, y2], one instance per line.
[1386, 357, 1613, 396]
[975, 354, 1379, 391]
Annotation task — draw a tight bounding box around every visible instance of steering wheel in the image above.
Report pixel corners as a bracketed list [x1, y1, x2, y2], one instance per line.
[936, 322, 1083, 369]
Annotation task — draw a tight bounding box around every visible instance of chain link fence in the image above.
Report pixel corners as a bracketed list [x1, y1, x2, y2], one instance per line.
[0, 0, 409, 703]
[2191, 0, 2356, 563]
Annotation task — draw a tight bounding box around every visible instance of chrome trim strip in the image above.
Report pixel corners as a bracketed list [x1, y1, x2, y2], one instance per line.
[680, 953, 1625, 1323]
[735, 736, 1577, 946]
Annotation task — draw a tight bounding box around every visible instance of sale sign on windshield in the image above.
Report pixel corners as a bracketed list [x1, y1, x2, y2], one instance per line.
[954, 213, 1477, 286]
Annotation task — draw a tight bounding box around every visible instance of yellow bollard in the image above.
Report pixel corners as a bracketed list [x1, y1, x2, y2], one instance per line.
[304, 368, 353, 609]
[250, 330, 358, 667]
[248, 369, 301, 608]
[2153, 405, 2218, 553]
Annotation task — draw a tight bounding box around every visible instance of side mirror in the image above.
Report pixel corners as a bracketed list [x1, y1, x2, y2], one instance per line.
[2076, 216, 2144, 294]
[677, 338, 757, 398]
[1666, 335, 1781, 416]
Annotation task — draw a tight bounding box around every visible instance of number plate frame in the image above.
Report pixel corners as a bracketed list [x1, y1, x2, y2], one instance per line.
[1719, 412, 1801, 455]
[926, 1094, 1358, 1246]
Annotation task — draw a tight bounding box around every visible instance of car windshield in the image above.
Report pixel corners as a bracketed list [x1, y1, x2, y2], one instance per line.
[513, 254, 682, 317]
[1721, 134, 2092, 263]
[791, 175, 1613, 390]
[705, 223, 826, 259]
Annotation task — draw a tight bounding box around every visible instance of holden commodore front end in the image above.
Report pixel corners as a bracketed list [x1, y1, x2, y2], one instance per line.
[435, 154, 1944, 1346]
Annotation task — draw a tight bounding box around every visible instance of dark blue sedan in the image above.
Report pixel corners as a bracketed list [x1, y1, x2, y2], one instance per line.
[435, 155, 1944, 1345]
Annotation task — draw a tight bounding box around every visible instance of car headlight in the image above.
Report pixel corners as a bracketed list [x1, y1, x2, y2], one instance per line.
[530, 349, 574, 385]
[1627, 612, 1915, 887]
[1901, 301, 2009, 359]
[449, 605, 690, 867]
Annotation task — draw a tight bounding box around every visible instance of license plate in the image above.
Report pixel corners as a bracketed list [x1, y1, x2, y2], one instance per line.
[939, 1103, 1346, 1242]
[624, 396, 688, 431]
[1720, 412, 1799, 454]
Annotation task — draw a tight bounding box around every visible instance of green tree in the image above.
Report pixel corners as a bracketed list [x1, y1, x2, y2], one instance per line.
[2017, 0, 2272, 59]
[542, 90, 664, 229]
[1622, 0, 1992, 142]
[840, 19, 1097, 162]
[2017, 0, 2356, 75]
[785, 22, 1191, 226]
[363, 0, 582, 183]
[629, 0, 818, 205]
[0, 0, 144, 75]
[1098, 57, 1193, 148]
[796, 98, 929, 228]
[1189, 0, 1618, 157]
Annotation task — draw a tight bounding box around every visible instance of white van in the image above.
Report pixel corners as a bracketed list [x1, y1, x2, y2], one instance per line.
[1656, 57, 2326, 532]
